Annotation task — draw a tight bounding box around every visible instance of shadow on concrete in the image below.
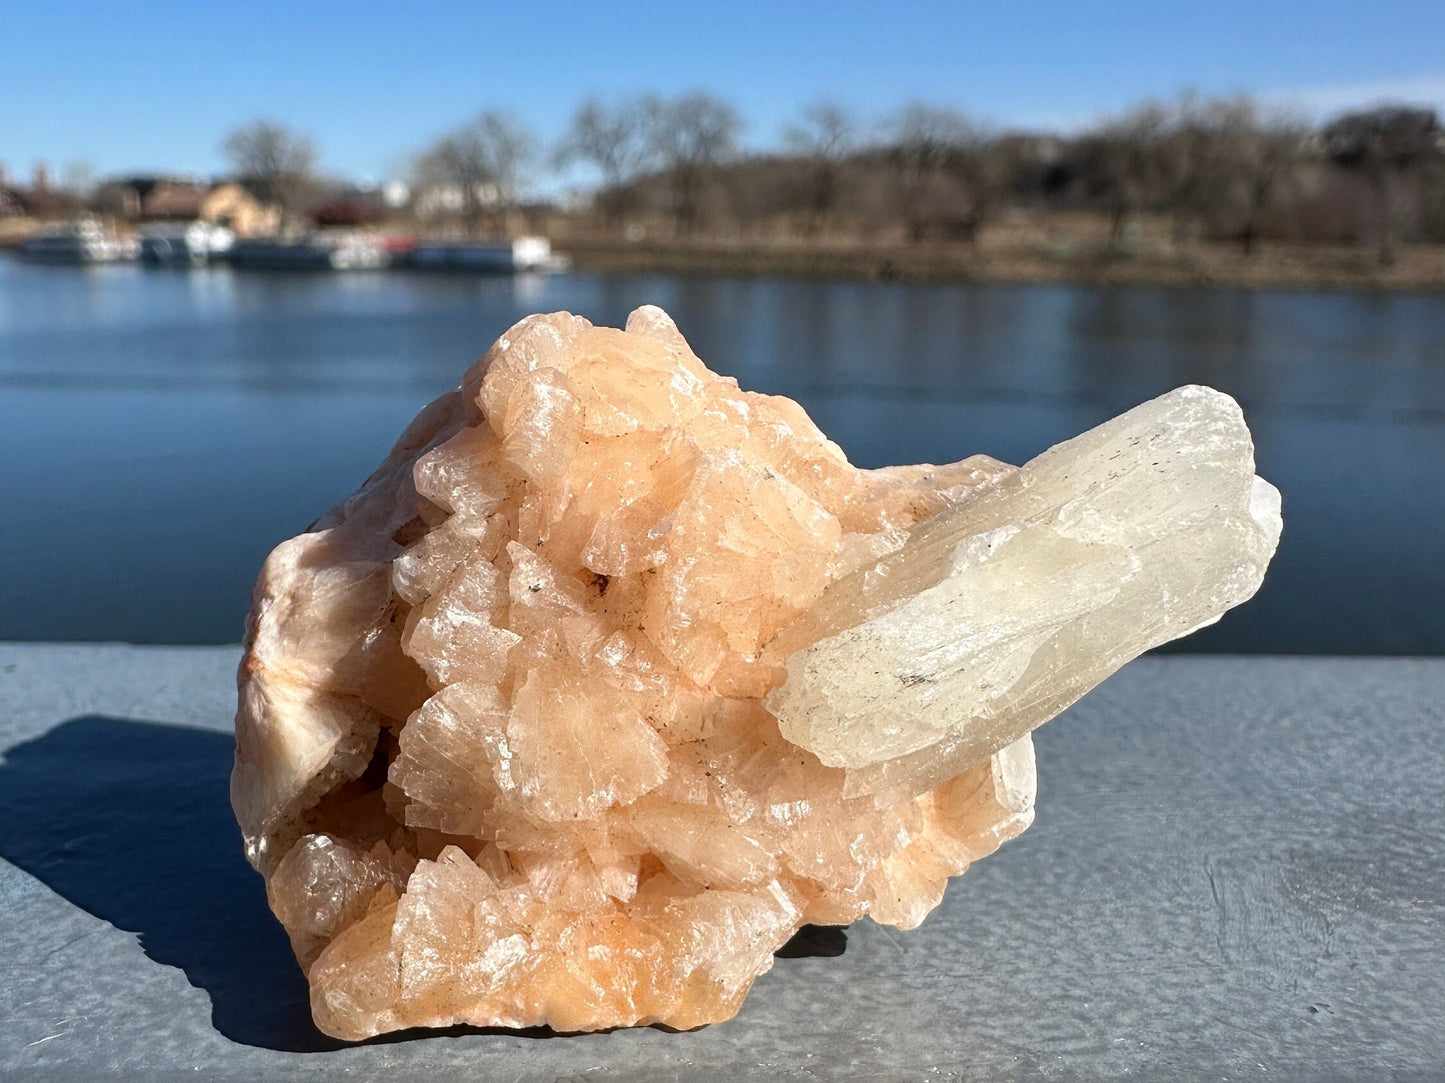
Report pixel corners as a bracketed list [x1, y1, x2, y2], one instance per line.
[0, 715, 348, 1052]
[0, 715, 849, 1053]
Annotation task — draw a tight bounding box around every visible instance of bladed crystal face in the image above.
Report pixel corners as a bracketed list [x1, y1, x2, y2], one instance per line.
[232, 306, 1280, 1039]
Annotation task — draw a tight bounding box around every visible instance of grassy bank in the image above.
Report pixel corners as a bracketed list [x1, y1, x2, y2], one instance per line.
[9, 211, 1444, 291]
[560, 238, 1445, 293]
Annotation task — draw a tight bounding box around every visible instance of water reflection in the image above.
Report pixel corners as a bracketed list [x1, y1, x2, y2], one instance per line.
[0, 257, 1441, 652]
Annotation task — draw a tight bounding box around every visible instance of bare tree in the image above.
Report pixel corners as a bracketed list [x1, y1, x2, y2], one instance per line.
[1221, 101, 1310, 255]
[646, 92, 742, 235]
[1162, 92, 1229, 245]
[222, 120, 316, 230]
[415, 134, 490, 235]
[555, 97, 654, 232]
[888, 103, 988, 241]
[466, 111, 534, 217]
[416, 111, 536, 237]
[1078, 102, 1173, 250]
[783, 100, 856, 234]
[1148, 94, 1308, 252]
[1324, 104, 1441, 264]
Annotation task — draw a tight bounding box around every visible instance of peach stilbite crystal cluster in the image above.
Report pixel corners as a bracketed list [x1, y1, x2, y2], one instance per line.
[233, 306, 1280, 1040]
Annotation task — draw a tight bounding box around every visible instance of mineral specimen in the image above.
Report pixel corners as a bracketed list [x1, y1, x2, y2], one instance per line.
[232, 306, 1281, 1040]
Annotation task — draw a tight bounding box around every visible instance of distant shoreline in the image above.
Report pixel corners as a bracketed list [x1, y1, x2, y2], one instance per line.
[7, 222, 1444, 293]
[560, 239, 1445, 294]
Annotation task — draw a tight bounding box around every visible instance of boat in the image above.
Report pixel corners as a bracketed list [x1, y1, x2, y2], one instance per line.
[20, 218, 135, 264]
[138, 221, 235, 267]
[408, 236, 569, 273]
[228, 230, 390, 271]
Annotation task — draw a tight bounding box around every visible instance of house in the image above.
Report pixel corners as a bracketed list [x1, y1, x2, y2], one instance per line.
[96, 176, 279, 237]
[140, 180, 209, 220]
[95, 175, 174, 219]
[197, 183, 278, 237]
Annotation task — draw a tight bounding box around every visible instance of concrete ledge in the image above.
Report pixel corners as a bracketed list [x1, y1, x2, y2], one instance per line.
[1, 644, 1442, 1080]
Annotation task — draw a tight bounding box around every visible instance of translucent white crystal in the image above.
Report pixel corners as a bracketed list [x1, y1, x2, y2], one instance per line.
[766, 386, 1282, 803]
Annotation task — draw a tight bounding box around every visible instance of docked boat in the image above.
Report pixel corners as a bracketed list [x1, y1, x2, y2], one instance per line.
[229, 230, 390, 271]
[138, 221, 235, 267]
[20, 219, 136, 264]
[408, 236, 568, 273]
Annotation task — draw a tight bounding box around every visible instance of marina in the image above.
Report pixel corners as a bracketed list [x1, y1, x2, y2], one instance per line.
[137, 221, 234, 266]
[15, 217, 567, 274]
[19, 218, 136, 264]
[409, 236, 568, 273]
[228, 231, 394, 271]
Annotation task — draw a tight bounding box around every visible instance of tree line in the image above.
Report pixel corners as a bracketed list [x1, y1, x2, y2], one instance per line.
[411, 92, 1443, 264]
[40, 91, 1445, 265]
[548, 93, 1442, 266]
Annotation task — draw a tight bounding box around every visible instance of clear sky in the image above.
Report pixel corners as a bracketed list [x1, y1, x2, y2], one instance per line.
[3, 0, 1444, 187]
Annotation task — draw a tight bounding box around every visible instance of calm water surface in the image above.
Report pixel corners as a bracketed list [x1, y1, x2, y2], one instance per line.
[1, 258, 1441, 652]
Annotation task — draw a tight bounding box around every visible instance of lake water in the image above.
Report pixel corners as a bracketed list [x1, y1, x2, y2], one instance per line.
[1, 257, 1441, 653]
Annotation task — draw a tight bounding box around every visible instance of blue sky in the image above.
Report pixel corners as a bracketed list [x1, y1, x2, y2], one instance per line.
[3, 0, 1443, 187]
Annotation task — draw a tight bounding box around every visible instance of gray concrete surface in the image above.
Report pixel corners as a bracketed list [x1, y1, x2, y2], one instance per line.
[0, 643, 1441, 1081]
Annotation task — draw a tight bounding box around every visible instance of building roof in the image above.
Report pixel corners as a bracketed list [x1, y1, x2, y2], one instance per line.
[142, 182, 210, 220]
